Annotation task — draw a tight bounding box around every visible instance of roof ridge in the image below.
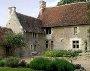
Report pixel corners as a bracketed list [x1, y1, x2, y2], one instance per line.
[16, 12, 37, 19]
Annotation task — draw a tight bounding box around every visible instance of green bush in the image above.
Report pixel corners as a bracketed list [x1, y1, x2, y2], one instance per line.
[18, 60, 27, 67]
[29, 57, 75, 71]
[29, 57, 51, 70]
[48, 58, 75, 71]
[43, 50, 79, 57]
[5, 57, 19, 68]
[0, 60, 6, 67]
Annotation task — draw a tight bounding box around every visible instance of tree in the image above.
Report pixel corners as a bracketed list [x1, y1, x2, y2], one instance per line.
[57, 0, 86, 5]
[0, 33, 26, 56]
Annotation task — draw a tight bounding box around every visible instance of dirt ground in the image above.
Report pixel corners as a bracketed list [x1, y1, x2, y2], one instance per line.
[72, 52, 90, 71]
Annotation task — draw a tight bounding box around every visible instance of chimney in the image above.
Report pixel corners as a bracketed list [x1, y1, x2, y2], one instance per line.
[39, 0, 46, 15]
[8, 6, 16, 15]
[39, 0, 46, 10]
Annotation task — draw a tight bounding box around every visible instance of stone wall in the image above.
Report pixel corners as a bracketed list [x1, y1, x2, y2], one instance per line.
[52, 25, 90, 51]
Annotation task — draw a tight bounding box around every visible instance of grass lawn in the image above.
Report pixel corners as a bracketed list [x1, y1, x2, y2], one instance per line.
[0, 67, 39, 71]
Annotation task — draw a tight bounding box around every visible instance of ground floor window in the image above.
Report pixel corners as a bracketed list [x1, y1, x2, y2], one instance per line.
[34, 45, 36, 51]
[72, 40, 79, 48]
[46, 41, 48, 48]
[51, 41, 53, 49]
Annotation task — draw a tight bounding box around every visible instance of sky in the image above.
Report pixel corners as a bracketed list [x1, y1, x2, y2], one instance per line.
[0, 0, 59, 27]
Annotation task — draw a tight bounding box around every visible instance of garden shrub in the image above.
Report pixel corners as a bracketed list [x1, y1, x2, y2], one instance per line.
[5, 57, 19, 68]
[29, 57, 51, 70]
[29, 57, 75, 71]
[47, 58, 75, 71]
[19, 59, 27, 67]
[0, 59, 6, 67]
[74, 64, 81, 69]
[43, 50, 79, 57]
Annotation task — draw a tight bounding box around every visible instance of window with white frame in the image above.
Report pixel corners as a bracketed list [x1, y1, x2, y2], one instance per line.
[72, 40, 79, 48]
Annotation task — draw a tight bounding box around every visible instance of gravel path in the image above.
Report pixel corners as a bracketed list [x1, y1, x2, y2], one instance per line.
[73, 52, 90, 71]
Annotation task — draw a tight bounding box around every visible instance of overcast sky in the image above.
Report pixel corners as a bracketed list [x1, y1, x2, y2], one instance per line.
[0, 0, 59, 27]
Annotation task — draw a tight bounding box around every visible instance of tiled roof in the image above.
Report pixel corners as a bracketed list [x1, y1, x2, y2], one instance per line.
[16, 13, 43, 33]
[39, 2, 90, 27]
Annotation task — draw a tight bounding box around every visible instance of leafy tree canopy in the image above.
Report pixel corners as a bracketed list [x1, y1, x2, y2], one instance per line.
[57, 0, 86, 5]
[1, 33, 26, 48]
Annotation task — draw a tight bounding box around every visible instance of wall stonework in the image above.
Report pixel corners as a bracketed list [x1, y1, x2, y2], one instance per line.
[52, 25, 90, 51]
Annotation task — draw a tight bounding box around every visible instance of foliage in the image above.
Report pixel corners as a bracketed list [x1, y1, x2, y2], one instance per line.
[2, 33, 26, 48]
[5, 57, 20, 68]
[0, 33, 26, 56]
[43, 50, 80, 57]
[0, 67, 37, 71]
[48, 58, 75, 71]
[57, 0, 86, 5]
[74, 64, 81, 69]
[29, 57, 75, 71]
[18, 60, 27, 67]
[29, 57, 51, 70]
[0, 60, 6, 67]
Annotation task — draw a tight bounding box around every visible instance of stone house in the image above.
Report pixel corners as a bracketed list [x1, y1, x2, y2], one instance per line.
[6, 0, 90, 56]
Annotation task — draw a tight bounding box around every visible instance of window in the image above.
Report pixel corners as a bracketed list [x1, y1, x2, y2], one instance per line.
[32, 33, 37, 38]
[46, 41, 48, 48]
[72, 41, 79, 48]
[51, 41, 53, 49]
[34, 45, 36, 51]
[46, 27, 51, 34]
[74, 27, 78, 35]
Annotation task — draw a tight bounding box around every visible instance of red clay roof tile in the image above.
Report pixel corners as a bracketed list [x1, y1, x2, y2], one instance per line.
[39, 2, 90, 27]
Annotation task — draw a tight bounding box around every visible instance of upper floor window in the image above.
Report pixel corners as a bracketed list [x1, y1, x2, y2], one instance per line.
[72, 40, 79, 48]
[46, 27, 51, 34]
[32, 33, 37, 38]
[74, 27, 78, 35]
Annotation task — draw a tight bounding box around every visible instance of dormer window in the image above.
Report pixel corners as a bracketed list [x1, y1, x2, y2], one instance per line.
[46, 27, 51, 34]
